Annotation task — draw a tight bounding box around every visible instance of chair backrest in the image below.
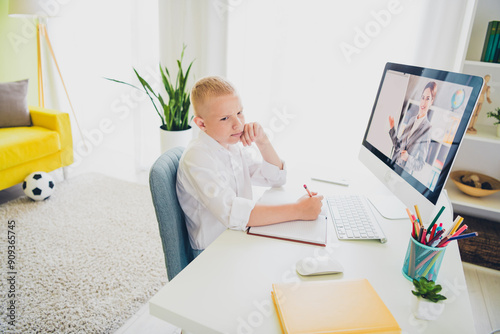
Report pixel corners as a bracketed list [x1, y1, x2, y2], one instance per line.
[149, 147, 194, 281]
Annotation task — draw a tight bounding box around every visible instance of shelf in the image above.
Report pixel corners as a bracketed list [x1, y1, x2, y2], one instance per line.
[446, 181, 500, 222]
[455, 0, 500, 223]
[464, 60, 500, 69]
[464, 124, 500, 144]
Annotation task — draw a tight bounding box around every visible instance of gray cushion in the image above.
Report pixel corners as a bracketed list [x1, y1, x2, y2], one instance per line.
[0, 79, 31, 128]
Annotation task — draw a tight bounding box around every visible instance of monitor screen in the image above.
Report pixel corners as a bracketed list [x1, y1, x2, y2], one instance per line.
[359, 62, 483, 222]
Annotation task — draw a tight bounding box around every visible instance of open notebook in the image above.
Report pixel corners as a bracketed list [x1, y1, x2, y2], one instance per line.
[247, 215, 328, 246]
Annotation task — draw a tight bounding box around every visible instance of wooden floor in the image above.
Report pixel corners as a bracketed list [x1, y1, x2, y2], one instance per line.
[114, 262, 500, 334]
[463, 262, 500, 334]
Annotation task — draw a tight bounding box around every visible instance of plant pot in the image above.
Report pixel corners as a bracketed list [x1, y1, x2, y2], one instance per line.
[159, 125, 193, 154]
[411, 296, 445, 321]
[496, 124, 500, 138]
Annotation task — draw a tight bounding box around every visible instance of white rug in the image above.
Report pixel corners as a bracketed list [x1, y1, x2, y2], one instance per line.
[0, 173, 168, 333]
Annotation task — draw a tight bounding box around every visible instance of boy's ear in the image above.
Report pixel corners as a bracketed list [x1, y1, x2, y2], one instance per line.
[193, 116, 206, 131]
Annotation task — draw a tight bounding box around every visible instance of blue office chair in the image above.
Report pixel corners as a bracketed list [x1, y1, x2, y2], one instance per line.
[149, 147, 196, 281]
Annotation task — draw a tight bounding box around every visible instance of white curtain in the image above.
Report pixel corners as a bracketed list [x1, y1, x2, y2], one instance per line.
[45, 0, 161, 174]
[158, 0, 229, 81]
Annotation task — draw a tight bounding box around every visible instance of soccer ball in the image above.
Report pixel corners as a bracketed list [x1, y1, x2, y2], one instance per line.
[23, 172, 55, 201]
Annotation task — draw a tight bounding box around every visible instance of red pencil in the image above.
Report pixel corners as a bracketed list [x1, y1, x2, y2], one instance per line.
[451, 224, 468, 238]
[420, 228, 427, 245]
[303, 184, 313, 197]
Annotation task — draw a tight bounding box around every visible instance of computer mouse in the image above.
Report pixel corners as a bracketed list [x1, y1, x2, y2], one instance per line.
[295, 256, 344, 276]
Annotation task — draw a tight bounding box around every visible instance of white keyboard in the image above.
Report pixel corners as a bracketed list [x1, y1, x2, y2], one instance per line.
[327, 194, 387, 243]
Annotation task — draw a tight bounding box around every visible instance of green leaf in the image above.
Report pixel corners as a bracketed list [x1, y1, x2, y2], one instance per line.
[412, 277, 446, 303]
[133, 68, 165, 126]
[106, 45, 194, 131]
[104, 77, 141, 91]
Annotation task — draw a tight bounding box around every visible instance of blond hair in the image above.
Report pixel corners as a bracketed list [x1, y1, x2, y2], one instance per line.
[190, 76, 237, 116]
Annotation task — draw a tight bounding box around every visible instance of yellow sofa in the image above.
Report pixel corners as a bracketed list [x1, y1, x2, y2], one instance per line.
[0, 106, 73, 190]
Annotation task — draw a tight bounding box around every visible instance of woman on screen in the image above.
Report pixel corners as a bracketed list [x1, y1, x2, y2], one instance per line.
[388, 81, 437, 173]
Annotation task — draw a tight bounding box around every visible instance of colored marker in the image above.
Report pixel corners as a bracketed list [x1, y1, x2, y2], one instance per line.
[430, 223, 438, 240]
[436, 223, 443, 233]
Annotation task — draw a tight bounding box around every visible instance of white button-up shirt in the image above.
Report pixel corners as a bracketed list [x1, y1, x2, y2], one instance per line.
[176, 131, 287, 250]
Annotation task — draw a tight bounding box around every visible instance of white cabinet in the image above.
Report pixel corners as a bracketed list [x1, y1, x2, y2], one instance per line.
[446, 0, 500, 222]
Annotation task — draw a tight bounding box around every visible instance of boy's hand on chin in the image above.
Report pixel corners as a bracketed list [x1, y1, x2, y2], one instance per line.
[240, 122, 269, 146]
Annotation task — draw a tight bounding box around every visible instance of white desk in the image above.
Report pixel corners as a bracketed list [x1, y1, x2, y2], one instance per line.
[149, 166, 476, 334]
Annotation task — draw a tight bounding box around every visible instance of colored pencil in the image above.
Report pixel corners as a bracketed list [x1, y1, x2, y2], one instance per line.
[436, 236, 450, 248]
[444, 216, 461, 238]
[420, 229, 427, 245]
[448, 232, 478, 242]
[450, 216, 464, 236]
[451, 224, 468, 238]
[428, 206, 445, 232]
[303, 184, 312, 197]
[414, 205, 423, 227]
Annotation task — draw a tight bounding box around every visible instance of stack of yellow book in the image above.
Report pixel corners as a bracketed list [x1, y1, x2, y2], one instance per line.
[271, 279, 401, 334]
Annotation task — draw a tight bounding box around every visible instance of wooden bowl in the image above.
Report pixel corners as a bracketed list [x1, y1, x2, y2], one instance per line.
[450, 171, 500, 198]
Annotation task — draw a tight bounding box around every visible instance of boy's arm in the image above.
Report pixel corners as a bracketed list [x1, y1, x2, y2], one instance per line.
[247, 193, 324, 227]
[240, 122, 283, 170]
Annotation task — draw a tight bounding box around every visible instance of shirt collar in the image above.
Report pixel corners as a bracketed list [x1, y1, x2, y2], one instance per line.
[198, 130, 229, 153]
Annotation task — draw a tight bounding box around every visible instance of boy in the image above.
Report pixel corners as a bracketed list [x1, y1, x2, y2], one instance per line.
[176, 76, 323, 251]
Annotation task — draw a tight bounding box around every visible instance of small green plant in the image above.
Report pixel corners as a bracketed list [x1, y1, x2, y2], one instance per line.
[106, 45, 194, 131]
[487, 107, 500, 126]
[412, 277, 447, 303]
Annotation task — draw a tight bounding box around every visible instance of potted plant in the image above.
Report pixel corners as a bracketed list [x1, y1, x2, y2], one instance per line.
[107, 46, 195, 153]
[486, 107, 500, 138]
[411, 277, 447, 320]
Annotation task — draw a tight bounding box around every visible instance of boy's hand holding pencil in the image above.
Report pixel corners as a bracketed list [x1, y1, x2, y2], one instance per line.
[298, 184, 323, 220]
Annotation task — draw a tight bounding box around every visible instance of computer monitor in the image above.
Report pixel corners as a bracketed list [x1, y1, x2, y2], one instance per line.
[359, 62, 484, 223]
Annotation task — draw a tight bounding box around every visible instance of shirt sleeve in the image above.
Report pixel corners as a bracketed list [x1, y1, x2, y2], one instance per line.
[180, 148, 255, 231]
[243, 146, 287, 187]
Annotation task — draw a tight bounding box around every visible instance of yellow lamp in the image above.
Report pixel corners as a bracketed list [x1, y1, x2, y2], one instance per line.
[8, 0, 84, 145]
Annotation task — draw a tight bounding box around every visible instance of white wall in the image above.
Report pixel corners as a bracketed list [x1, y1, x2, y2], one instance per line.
[226, 0, 475, 174]
[37, 0, 475, 179]
[43, 0, 160, 177]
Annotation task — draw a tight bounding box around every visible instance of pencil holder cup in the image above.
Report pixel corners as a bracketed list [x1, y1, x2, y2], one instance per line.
[402, 237, 447, 282]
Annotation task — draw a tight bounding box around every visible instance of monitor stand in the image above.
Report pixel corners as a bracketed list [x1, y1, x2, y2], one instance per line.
[367, 189, 452, 223]
[367, 193, 408, 220]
